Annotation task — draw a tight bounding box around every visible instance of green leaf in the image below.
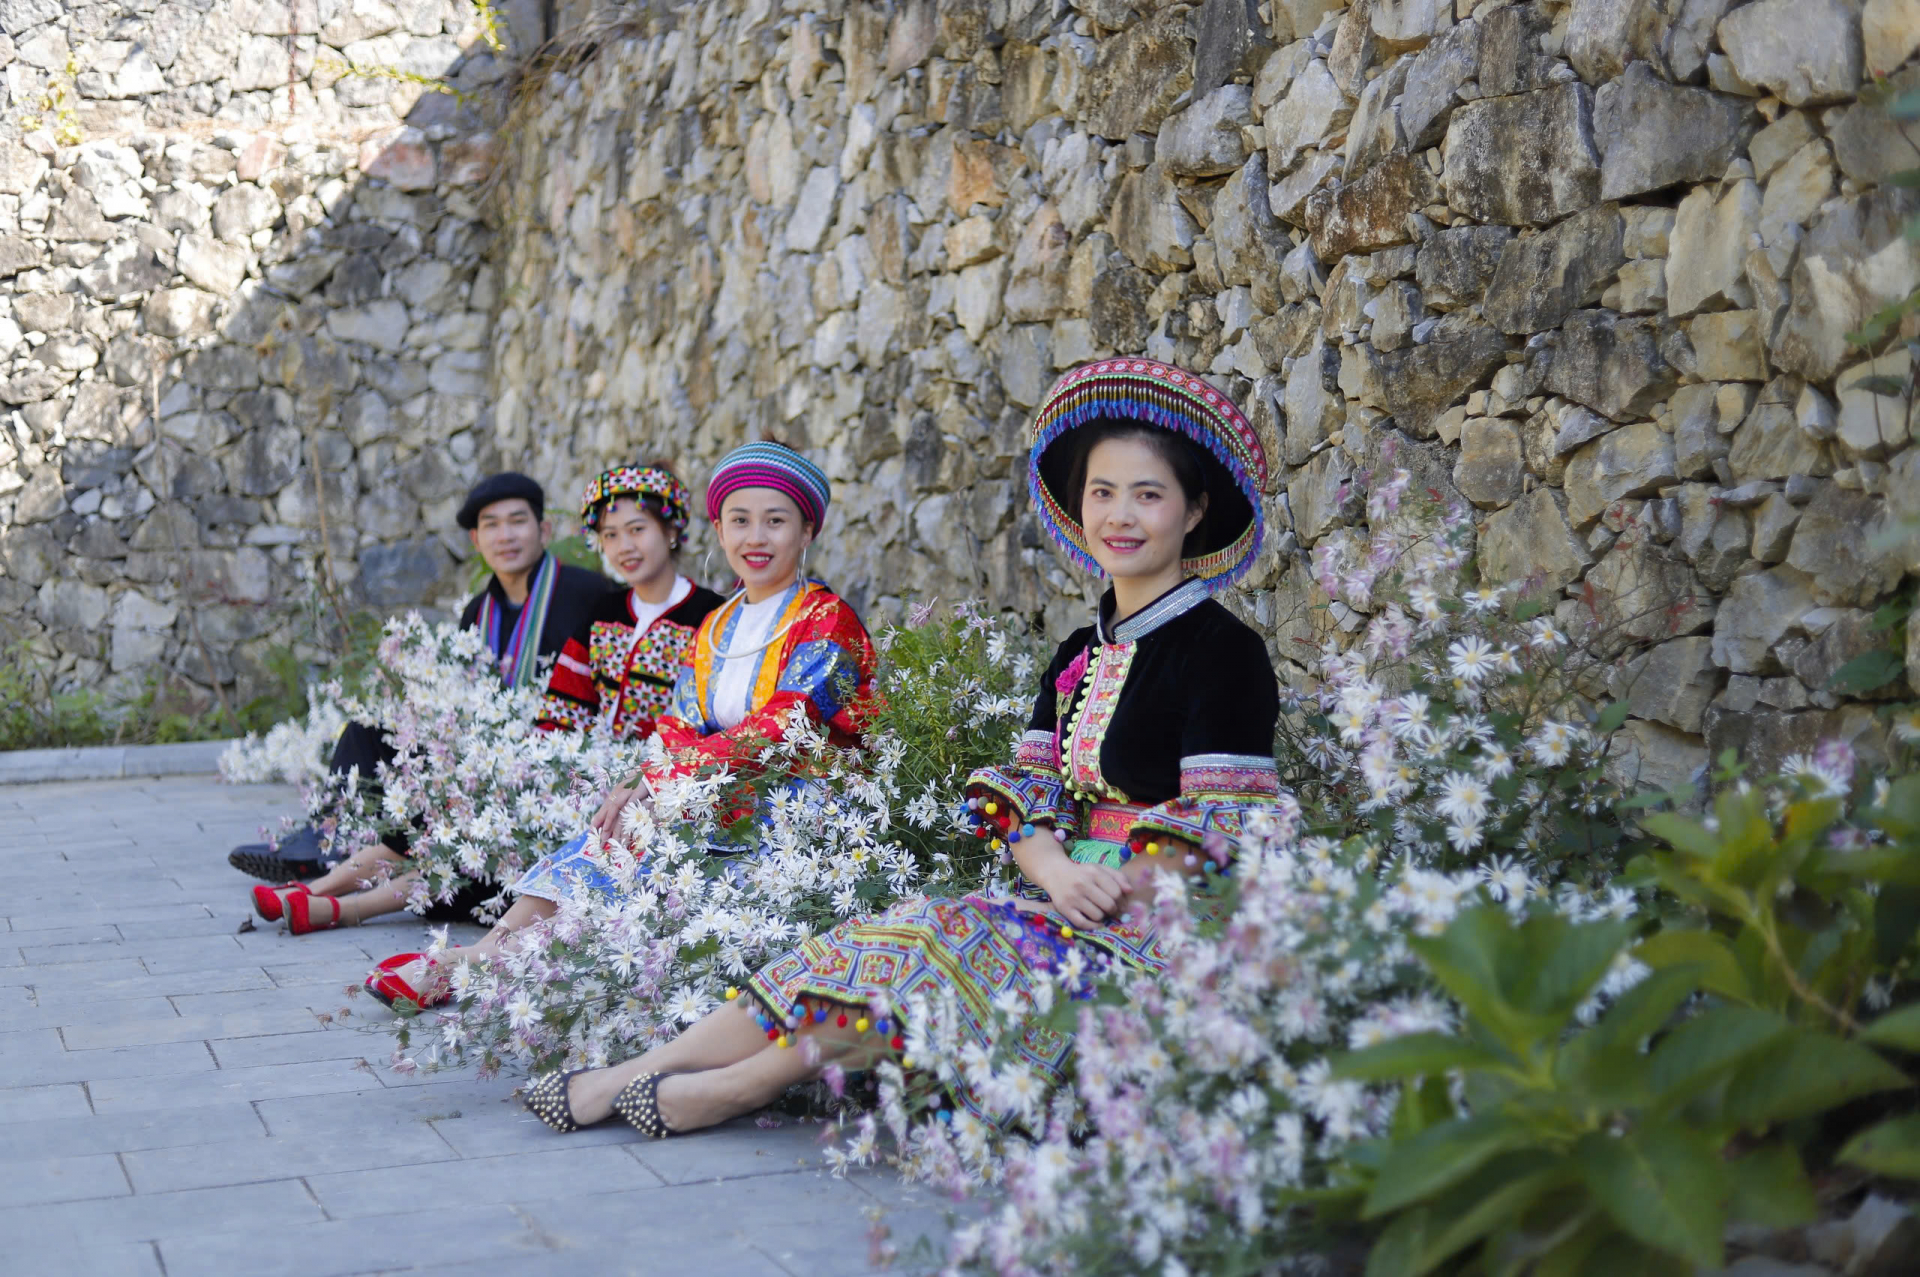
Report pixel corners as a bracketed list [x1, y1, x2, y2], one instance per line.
[1647, 1006, 1793, 1101]
[1861, 1003, 1920, 1051]
[1725, 1142, 1817, 1227]
[1875, 884, 1920, 967]
[1891, 171, 1920, 189]
[1893, 88, 1920, 120]
[1828, 649, 1906, 695]
[1641, 811, 1721, 861]
[1363, 1115, 1536, 1218]
[1415, 1150, 1571, 1272]
[1365, 1208, 1427, 1277]
[1595, 700, 1631, 734]
[1334, 1032, 1511, 1083]
[1513, 915, 1638, 1023]
[1875, 775, 1920, 841]
[1634, 929, 1752, 1003]
[1723, 1030, 1909, 1127]
[1576, 1126, 1726, 1269]
[1838, 1113, 1920, 1179]
[1578, 963, 1703, 1062]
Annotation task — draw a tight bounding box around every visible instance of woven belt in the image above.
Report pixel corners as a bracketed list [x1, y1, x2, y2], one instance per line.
[1086, 801, 1146, 844]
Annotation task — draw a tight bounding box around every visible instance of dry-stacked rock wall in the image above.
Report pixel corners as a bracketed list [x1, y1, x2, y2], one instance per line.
[487, 0, 1917, 782]
[0, 0, 510, 703]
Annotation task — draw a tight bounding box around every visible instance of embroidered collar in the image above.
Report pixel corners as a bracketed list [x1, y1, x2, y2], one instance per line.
[1096, 577, 1209, 646]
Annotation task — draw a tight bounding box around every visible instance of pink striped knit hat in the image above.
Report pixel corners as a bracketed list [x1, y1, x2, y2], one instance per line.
[703, 441, 831, 528]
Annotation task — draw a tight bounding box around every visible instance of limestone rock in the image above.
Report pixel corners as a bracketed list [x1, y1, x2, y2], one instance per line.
[1285, 340, 1345, 465]
[1291, 445, 1357, 546]
[1265, 60, 1352, 175]
[1371, 0, 1452, 51]
[1773, 191, 1920, 382]
[1713, 564, 1815, 671]
[1004, 201, 1071, 322]
[1307, 153, 1438, 261]
[1865, 0, 1920, 73]
[1688, 310, 1767, 382]
[1399, 19, 1477, 147]
[1786, 484, 1904, 607]
[1478, 5, 1559, 96]
[1442, 83, 1601, 227]
[1717, 0, 1863, 106]
[1211, 155, 1289, 301]
[1268, 152, 1342, 226]
[1615, 635, 1719, 733]
[1593, 64, 1757, 202]
[1416, 224, 1512, 310]
[1368, 319, 1509, 437]
[1544, 310, 1679, 421]
[1728, 378, 1833, 481]
[212, 184, 281, 243]
[1090, 258, 1154, 351]
[143, 288, 218, 339]
[1795, 609, 1910, 700]
[326, 300, 411, 354]
[359, 127, 436, 191]
[177, 234, 249, 297]
[1585, 533, 1716, 653]
[1483, 204, 1625, 335]
[1158, 85, 1255, 177]
[1192, 0, 1275, 98]
[1759, 140, 1836, 247]
[1836, 351, 1914, 459]
[1608, 719, 1710, 796]
[1453, 416, 1524, 507]
[358, 538, 450, 607]
[1566, 421, 1678, 526]
[1566, 0, 1666, 84]
[1087, 9, 1193, 139]
[1665, 0, 1737, 80]
[1113, 163, 1197, 272]
[1480, 487, 1592, 594]
[1666, 179, 1760, 316]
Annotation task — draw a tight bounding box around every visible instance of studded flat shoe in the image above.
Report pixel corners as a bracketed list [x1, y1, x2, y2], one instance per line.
[611, 1072, 681, 1139]
[523, 1068, 597, 1133]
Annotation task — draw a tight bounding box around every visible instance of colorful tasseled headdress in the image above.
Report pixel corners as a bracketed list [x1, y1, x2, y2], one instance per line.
[579, 464, 692, 536]
[704, 441, 831, 528]
[1029, 358, 1272, 589]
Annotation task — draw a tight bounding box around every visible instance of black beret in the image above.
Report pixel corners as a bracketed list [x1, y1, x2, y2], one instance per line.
[456, 472, 545, 529]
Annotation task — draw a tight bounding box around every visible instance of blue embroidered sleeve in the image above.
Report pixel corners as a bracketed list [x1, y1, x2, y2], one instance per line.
[773, 638, 862, 723]
[668, 665, 709, 732]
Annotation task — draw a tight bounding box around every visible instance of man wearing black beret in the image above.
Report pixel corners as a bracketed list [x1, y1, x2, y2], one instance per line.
[229, 472, 615, 883]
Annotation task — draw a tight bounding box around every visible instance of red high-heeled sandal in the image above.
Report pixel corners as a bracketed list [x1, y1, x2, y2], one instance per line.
[286, 892, 343, 935]
[366, 953, 445, 1009]
[250, 882, 309, 923]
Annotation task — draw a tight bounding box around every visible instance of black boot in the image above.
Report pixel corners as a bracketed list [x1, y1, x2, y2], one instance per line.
[228, 825, 334, 882]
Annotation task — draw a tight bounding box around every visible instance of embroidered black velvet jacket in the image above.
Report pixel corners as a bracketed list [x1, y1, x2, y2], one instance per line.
[968, 577, 1283, 853]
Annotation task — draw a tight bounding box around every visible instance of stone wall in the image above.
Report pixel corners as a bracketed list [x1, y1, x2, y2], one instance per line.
[4, 0, 1916, 783]
[486, 0, 1917, 782]
[0, 0, 515, 705]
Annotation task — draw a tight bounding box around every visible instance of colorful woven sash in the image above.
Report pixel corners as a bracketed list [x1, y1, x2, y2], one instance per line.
[477, 552, 557, 689]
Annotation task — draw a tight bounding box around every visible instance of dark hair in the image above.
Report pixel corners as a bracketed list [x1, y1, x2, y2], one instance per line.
[1065, 422, 1213, 559]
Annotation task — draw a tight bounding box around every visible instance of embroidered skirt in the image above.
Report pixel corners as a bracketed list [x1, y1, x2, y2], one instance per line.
[510, 829, 617, 904]
[745, 836, 1167, 1127]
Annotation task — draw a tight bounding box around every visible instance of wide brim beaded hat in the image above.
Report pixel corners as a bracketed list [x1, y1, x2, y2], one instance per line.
[1029, 358, 1272, 589]
[704, 441, 831, 528]
[580, 464, 692, 536]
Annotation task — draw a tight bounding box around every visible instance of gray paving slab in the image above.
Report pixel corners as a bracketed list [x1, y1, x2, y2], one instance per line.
[1, 773, 951, 1273]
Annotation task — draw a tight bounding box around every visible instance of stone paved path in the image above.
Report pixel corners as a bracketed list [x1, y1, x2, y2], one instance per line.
[0, 776, 954, 1276]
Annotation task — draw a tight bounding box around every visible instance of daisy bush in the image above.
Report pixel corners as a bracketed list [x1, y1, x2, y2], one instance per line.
[222, 616, 644, 921]
[388, 603, 1044, 1076]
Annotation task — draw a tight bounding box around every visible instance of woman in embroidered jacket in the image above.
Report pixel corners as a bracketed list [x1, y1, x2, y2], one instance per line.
[255, 465, 725, 936]
[535, 465, 725, 741]
[368, 441, 877, 1007]
[519, 358, 1286, 1139]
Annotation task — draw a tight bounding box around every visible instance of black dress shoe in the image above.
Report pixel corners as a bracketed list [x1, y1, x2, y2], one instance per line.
[228, 825, 334, 881]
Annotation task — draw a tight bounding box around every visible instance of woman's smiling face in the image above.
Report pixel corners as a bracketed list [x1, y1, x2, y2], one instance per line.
[1078, 435, 1205, 585]
[594, 496, 675, 591]
[717, 485, 814, 599]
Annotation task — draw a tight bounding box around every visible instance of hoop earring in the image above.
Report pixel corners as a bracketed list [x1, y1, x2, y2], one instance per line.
[800, 544, 811, 580]
[702, 548, 714, 583]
